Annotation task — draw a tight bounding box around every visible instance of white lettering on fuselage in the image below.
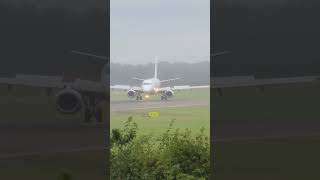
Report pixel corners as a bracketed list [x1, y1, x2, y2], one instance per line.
[142, 78, 161, 94]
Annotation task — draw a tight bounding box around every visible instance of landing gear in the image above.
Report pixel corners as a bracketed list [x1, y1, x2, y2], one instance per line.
[84, 106, 90, 123]
[83, 94, 104, 124]
[95, 107, 103, 123]
[136, 95, 143, 101]
[161, 96, 168, 101]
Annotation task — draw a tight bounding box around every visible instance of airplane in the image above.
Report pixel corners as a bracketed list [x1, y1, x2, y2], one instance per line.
[1, 50, 320, 123]
[110, 56, 209, 101]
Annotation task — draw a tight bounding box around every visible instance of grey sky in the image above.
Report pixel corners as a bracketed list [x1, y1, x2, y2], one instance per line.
[111, 0, 210, 64]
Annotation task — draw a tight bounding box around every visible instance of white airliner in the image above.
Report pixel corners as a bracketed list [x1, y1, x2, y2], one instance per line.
[111, 57, 209, 100]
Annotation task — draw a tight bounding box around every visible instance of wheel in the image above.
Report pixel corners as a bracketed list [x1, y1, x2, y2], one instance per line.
[165, 96, 168, 100]
[95, 108, 103, 123]
[84, 108, 91, 122]
[136, 96, 139, 101]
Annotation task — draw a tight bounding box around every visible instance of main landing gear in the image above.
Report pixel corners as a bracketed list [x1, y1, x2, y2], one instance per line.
[136, 95, 143, 101]
[161, 96, 168, 101]
[83, 94, 104, 124]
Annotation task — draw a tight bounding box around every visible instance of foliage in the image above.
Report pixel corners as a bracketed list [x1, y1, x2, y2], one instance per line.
[111, 116, 138, 146]
[57, 170, 73, 180]
[110, 117, 210, 180]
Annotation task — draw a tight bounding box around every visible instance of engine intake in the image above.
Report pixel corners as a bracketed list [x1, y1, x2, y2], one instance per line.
[127, 89, 137, 98]
[165, 89, 174, 98]
[56, 88, 82, 113]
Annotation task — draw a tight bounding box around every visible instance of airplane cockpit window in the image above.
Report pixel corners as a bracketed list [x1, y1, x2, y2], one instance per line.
[143, 82, 152, 85]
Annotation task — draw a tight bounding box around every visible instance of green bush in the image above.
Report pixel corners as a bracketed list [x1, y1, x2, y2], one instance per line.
[57, 170, 73, 180]
[110, 117, 210, 180]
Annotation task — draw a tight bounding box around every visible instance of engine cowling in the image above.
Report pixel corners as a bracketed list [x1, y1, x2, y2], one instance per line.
[164, 89, 174, 98]
[127, 89, 137, 98]
[56, 88, 82, 113]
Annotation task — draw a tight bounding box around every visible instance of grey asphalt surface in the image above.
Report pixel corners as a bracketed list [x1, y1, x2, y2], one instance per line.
[111, 99, 210, 111]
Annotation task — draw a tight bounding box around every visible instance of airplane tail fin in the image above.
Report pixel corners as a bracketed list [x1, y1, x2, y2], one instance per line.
[154, 56, 158, 78]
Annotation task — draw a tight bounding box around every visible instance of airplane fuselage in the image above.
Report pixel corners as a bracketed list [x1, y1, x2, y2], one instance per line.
[142, 78, 161, 94]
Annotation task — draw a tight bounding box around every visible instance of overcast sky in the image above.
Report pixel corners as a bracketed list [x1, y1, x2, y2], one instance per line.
[111, 0, 210, 64]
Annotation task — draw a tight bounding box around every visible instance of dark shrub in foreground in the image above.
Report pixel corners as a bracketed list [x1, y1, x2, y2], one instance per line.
[111, 117, 210, 180]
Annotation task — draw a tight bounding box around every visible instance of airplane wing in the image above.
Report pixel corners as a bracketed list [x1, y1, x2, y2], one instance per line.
[172, 85, 209, 90]
[110, 85, 143, 92]
[158, 85, 209, 92]
[212, 75, 320, 88]
[132, 77, 145, 81]
[0, 74, 106, 93]
[160, 78, 180, 83]
[212, 51, 230, 57]
[110, 85, 131, 90]
[157, 75, 320, 92]
[70, 50, 109, 63]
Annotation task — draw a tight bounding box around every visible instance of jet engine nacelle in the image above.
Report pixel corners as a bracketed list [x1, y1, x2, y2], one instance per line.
[56, 88, 82, 114]
[164, 89, 174, 98]
[127, 89, 137, 98]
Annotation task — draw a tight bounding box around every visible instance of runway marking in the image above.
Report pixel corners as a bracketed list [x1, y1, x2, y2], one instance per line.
[111, 103, 209, 112]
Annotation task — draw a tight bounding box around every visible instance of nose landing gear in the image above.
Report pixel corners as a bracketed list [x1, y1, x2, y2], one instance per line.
[161, 96, 168, 101]
[136, 95, 143, 101]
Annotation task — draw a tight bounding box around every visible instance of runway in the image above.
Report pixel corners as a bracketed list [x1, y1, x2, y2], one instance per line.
[111, 99, 210, 112]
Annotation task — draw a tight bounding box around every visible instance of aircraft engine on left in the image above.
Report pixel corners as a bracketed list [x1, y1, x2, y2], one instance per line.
[55, 88, 82, 113]
[127, 88, 137, 98]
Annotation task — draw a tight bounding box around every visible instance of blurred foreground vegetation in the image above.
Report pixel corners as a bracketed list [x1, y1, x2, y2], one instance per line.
[110, 117, 210, 180]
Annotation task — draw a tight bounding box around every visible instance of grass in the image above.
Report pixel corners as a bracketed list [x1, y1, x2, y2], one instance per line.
[110, 88, 210, 138]
[111, 105, 210, 137]
[213, 137, 320, 179]
[3, 82, 320, 179]
[212, 82, 320, 123]
[0, 86, 108, 180]
[211, 82, 320, 179]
